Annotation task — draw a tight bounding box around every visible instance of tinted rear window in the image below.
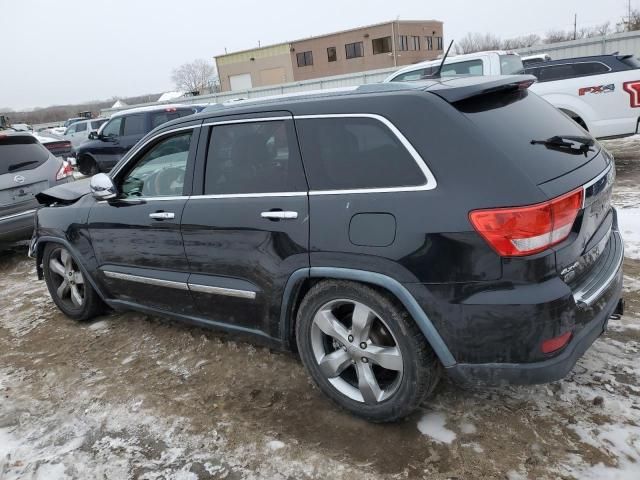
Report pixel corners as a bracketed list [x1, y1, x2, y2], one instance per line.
[123, 114, 146, 136]
[296, 117, 426, 191]
[454, 90, 598, 184]
[535, 62, 609, 82]
[150, 109, 195, 130]
[0, 135, 49, 175]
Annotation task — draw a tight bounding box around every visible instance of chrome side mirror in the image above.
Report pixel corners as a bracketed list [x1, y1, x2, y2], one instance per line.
[90, 173, 117, 200]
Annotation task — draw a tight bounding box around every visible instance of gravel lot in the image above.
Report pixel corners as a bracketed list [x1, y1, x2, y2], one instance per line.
[1, 137, 640, 480]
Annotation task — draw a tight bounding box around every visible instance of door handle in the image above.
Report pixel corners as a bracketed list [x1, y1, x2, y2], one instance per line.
[149, 212, 175, 220]
[260, 211, 298, 220]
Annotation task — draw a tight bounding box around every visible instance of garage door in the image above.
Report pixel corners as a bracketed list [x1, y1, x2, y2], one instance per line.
[229, 73, 252, 91]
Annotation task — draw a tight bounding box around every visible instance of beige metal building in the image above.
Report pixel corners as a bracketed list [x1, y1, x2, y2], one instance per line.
[215, 20, 444, 92]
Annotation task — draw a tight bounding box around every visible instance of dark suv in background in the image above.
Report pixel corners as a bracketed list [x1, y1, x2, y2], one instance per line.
[75, 104, 201, 176]
[31, 77, 623, 422]
[524, 54, 640, 82]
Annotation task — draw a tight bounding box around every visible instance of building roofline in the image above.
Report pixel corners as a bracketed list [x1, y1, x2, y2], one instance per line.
[214, 19, 443, 60]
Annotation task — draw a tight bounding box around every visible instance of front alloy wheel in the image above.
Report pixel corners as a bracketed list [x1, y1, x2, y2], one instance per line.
[42, 243, 105, 321]
[48, 247, 86, 309]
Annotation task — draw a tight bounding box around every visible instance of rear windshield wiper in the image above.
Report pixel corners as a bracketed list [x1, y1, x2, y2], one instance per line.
[8, 160, 40, 171]
[530, 135, 595, 156]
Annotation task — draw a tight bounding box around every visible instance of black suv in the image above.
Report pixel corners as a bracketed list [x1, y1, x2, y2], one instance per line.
[524, 54, 640, 82]
[31, 76, 623, 422]
[75, 105, 200, 176]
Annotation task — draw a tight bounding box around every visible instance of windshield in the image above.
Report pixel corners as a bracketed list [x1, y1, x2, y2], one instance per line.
[500, 54, 524, 74]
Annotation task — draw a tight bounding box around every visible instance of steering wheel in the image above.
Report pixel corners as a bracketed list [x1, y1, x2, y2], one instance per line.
[152, 167, 185, 196]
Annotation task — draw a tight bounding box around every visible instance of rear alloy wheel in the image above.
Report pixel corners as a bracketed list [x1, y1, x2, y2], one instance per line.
[42, 243, 104, 321]
[296, 281, 441, 422]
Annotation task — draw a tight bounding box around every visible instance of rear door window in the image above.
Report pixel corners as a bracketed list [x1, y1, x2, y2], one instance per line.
[392, 67, 433, 82]
[536, 62, 609, 82]
[0, 135, 49, 175]
[76, 122, 87, 132]
[295, 117, 426, 191]
[441, 59, 484, 76]
[203, 120, 307, 195]
[122, 114, 146, 136]
[500, 55, 524, 74]
[91, 119, 106, 130]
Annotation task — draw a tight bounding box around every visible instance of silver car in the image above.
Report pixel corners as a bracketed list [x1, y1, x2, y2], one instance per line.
[0, 132, 74, 248]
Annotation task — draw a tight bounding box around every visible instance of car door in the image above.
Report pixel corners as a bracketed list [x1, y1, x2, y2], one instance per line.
[181, 113, 309, 339]
[72, 121, 87, 147]
[116, 113, 147, 160]
[94, 116, 125, 170]
[89, 122, 201, 314]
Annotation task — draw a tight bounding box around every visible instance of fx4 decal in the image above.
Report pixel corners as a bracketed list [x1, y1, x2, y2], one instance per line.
[579, 84, 615, 96]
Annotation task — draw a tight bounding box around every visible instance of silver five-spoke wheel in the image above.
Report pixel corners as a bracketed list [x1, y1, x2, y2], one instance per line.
[48, 247, 85, 308]
[310, 299, 403, 404]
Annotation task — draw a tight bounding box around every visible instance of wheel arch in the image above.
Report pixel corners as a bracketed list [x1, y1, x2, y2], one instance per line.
[35, 236, 109, 303]
[76, 152, 98, 175]
[280, 267, 456, 367]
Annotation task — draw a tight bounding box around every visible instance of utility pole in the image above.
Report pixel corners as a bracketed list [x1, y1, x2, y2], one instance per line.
[629, 0, 632, 31]
[573, 13, 577, 40]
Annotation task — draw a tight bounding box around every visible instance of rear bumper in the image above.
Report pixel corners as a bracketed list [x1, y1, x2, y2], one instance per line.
[405, 227, 624, 386]
[0, 209, 36, 245]
[445, 265, 622, 386]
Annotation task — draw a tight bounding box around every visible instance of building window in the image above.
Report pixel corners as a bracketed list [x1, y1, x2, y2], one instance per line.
[327, 46, 337, 62]
[372, 36, 392, 54]
[411, 36, 420, 51]
[345, 41, 364, 59]
[436, 36, 443, 50]
[398, 35, 409, 51]
[425, 36, 433, 51]
[296, 51, 313, 67]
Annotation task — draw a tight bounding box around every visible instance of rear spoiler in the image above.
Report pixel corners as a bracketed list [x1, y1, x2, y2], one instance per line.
[425, 75, 537, 103]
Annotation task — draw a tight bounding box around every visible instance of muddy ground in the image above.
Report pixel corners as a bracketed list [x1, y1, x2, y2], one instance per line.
[1, 138, 640, 480]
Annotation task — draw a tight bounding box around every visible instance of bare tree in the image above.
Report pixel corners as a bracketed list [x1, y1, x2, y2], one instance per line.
[617, 8, 640, 32]
[455, 32, 503, 54]
[502, 34, 541, 50]
[171, 59, 218, 95]
[544, 29, 573, 44]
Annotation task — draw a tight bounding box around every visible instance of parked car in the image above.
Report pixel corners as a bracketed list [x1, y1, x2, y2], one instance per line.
[48, 126, 67, 136]
[74, 105, 200, 176]
[10, 123, 33, 132]
[0, 132, 73, 248]
[521, 53, 552, 67]
[32, 131, 74, 160]
[524, 54, 640, 138]
[63, 118, 108, 149]
[63, 117, 86, 128]
[31, 78, 623, 422]
[383, 50, 524, 82]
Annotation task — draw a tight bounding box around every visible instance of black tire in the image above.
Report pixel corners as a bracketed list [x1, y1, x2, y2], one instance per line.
[78, 155, 98, 176]
[296, 280, 441, 422]
[42, 243, 104, 321]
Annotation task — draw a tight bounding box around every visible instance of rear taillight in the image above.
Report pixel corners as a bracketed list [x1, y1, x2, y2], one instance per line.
[56, 160, 73, 180]
[623, 81, 640, 107]
[541, 331, 572, 354]
[469, 188, 583, 257]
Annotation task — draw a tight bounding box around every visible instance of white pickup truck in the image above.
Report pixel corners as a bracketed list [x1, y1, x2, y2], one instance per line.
[384, 52, 640, 139]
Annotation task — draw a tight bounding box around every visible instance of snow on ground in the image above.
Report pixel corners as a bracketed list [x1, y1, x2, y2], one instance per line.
[617, 208, 640, 260]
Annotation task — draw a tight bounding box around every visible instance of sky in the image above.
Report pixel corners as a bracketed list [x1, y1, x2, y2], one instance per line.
[0, 0, 635, 110]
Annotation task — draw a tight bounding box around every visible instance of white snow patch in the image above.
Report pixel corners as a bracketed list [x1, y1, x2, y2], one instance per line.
[459, 422, 477, 435]
[121, 355, 136, 365]
[266, 440, 286, 451]
[617, 207, 640, 260]
[417, 412, 457, 444]
[87, 320, 110, 331]
[506, 471, 527, 480]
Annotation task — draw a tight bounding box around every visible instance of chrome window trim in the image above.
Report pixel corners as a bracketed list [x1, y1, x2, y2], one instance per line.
[188, 283, 256, 299]
[581, 164, 613, 208]
[109, 113, 437, 201]
[295, 113, 437, 195]
[110, 124, 200, 178]
[0, 209, 36, 222]
[103, 270, 189, 291]
[201, 116, 291, 128]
